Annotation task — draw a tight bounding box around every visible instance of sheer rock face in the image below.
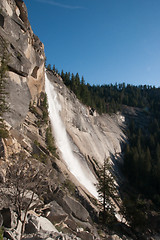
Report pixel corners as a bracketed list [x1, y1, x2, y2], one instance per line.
[46, 71, 126, 168]
[0, 2, 127, 239]
[0, 0, 45, 128]
[0, 1, 100, 240]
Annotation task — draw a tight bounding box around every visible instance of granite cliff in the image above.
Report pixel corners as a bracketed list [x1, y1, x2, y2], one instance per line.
[0, 0, 45, 128]
[0, 1, 132, 240]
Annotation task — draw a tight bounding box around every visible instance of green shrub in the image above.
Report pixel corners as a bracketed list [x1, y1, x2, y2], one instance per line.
[45, 126, 58, 157]
[0, 227, 4, 240]
[32, 152, 47, 164]
[62, 179, 76, 195]
[0, 127, 8, 138]
[40, 93, 48, 123]
[29, 93, 48, 126]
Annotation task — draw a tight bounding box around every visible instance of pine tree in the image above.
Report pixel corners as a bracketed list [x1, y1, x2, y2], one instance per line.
[97, 157, 117, 224]
[71, 73, 75, 92]
[63, 72, 71, 87]
[46, 64, 51, 70]
[61, 69, 65, 80]
[52, 64, 56, 72]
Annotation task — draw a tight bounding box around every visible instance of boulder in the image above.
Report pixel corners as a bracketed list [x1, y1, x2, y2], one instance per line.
[64, 219, 77, 232]
[0, 208, 17, 229]
[25, 220, 38, 234]
[77, 231, 94, 240]
[22, 232, 81, 240]
[25, 212, 58, 234]
[38, 216, 58, 233]
[1, 208, 11, 228]
[63, 196, 90, 222]
[45, 201, 68, 224]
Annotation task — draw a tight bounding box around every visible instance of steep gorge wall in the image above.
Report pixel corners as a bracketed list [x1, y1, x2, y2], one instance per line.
[0, 0, 47, 182]
[47, 71, 126, 172]
[0, 2, 128, 239]
[0, 0, 126, 183]
[0, 0, 45, 128]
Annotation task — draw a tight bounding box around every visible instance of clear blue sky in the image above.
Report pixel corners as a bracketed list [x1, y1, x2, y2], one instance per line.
[25, 0, 160, 87]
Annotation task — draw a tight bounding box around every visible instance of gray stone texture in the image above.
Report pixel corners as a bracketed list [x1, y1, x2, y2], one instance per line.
[0, 0, 45, 128]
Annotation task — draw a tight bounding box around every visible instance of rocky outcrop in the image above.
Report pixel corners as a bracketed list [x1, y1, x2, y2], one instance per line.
[0, 0, 45, 128]
[1, 209, 82, 240]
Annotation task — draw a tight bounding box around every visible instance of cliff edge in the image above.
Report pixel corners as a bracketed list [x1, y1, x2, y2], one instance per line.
[0, 0, 45, 128]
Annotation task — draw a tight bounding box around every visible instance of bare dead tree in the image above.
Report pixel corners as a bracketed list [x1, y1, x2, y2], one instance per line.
[0, 151, 53, 240]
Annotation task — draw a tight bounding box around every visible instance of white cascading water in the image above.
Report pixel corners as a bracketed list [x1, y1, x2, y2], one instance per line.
[45, 73, 98, 198]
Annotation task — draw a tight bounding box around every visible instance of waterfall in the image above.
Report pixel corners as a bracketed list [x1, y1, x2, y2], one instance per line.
[45, 73, 98, 198]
